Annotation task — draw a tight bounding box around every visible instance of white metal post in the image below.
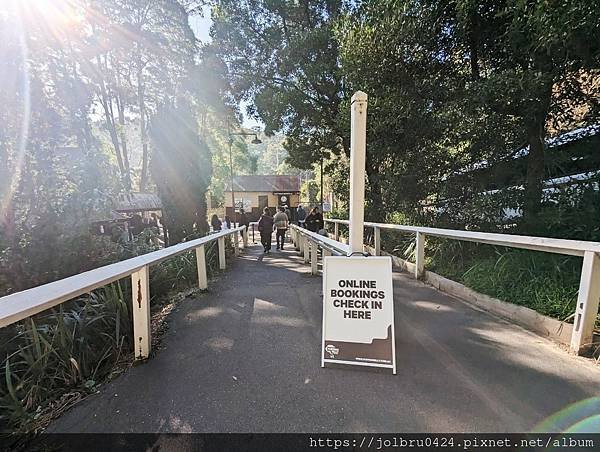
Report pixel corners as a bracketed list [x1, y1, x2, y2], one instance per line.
[374, 226, 381, 256]
[218, 236, 226, 270]
[334, 223, 339, 242]
[571, 251, 600, 354]
[415, 232, 425, 279]
[196, 245, 208, 290]
[234, 231, 240, 256]
[131, 265, 151, 360]
[311, 241, 319, 275]
[349, 91, 368, 254]
[303, 237, 310, 263]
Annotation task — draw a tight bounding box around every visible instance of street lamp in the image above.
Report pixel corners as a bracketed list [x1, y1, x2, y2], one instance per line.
[228, 130, 262, 225]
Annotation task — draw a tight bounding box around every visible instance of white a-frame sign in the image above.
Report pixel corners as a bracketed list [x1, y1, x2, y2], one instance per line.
[322, 255, 396, 373]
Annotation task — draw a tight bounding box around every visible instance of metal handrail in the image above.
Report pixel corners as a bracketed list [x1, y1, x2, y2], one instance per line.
[0, 226, 245, 359]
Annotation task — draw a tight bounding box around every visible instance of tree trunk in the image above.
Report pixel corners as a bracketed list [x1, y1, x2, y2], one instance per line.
[468, 8, 480, 80]
[116, 93, 131, 190]
[523, 122, 545, 222]
[366, 162, 385, 222]
[522, 83, 553, 225]
[138, 69, 149, 192]
[96, 56, 126, 180]
[101, 100, 126, 175]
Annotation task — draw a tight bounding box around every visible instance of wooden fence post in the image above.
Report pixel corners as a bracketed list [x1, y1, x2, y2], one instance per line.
[234, 231, 240, 256]
[196, 245, 207, 290]
[415, 232, 425, 279]
[570, 251, 600, 355]
[218, 236, 226, 270]
[374, 226, 381, 256]
[311, 241, 319, 275]
[131, 265, 151, 360]
[303, 237, 310, 263]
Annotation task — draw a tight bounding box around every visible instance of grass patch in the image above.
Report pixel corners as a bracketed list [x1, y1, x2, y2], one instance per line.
[381, 231, 583, 322]
[431, 246, 580, 321]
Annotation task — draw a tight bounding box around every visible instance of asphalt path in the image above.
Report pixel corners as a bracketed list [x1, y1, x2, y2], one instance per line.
[48, 243, 600, 433]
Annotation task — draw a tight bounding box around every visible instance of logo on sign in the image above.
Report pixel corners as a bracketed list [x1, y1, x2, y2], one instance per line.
[325, 344, 339, 358]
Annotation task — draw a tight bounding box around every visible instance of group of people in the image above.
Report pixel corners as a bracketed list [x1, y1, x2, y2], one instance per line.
[210, 214, 232, 231]
[210, 205, 325, 254]
[295, 205, 324, 233]
[257, 205, 324, 253]
[210, 210, 251, 241]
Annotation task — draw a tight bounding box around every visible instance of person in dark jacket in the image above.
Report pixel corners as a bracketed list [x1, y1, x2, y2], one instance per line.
[296, 205, 306, 228]
[239, 209, 250, 240]
[210, 214, 222, 232]
[305, 207, 323, 233]
[257, 207, 274, 253]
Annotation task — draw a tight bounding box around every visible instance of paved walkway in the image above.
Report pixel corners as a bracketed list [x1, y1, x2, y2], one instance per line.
[49, 244, 600, 433]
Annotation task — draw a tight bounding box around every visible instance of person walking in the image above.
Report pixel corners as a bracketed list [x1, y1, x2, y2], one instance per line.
[210, 214, 222, 232]
[296, 204, 306, 228]
[273, 206, 289, 250]
[257, 207, 274, 253]
[239, 208, 250, 240]
[305, 207, 324, 233]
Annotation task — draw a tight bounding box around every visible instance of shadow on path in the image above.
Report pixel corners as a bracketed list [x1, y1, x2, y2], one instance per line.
[48, 245, 600, 433]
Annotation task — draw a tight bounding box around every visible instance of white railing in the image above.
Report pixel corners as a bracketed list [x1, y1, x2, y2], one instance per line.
[324, 218, 600, 355]
[0, 226, 246, 360]
[290, 225, 350, 276]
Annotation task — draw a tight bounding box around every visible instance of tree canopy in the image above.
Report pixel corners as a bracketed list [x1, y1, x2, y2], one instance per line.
[209, 0, 600, 227]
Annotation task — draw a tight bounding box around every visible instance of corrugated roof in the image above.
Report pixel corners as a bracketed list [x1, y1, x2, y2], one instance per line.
[115, 193, 162, 212]
[225, 175, 301, 192]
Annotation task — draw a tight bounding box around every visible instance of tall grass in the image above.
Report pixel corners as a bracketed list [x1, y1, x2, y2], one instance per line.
[381, 230, 583, 323]
[0, 240, 223, 434]
[433, 246, 581, 321]
[1, 282, 131, 433]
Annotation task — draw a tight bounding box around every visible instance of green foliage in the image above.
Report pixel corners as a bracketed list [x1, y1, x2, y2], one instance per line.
[527, 181, 600, 241]
[301, 181, 320, 205]
[253, 134, 297, 175]
[209, 0, 347, 170]
[0, 240, 225, 434]
[428, 243, 581, 322]
[343, 0, 599, 223]
[212, 0, 600, 227]
[85, 0, 198, 191]
[151, 99, 213, 244]
[0, 0, 229, 434]
[205, 125, 258, 206]
[379, 222, 584, 325]
[0, 282, 132, 433]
